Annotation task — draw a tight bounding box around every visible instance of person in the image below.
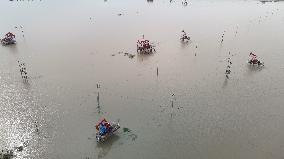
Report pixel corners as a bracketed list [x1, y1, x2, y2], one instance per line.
[98, 123, 106, 136]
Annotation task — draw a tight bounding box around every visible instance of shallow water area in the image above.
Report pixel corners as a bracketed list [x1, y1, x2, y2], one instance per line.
[1, 0, 284, 159]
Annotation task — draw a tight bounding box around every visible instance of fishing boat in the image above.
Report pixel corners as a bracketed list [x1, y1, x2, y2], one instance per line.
[96, 119, 120, 143]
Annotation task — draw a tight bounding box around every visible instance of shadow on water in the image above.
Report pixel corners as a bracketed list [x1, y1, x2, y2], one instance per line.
[95, 127, 137, 159]
[96, 135, 120, 159]
[218, 42, 223, 51]
[180, 40, 191, 49]
[23, 80, 31, 89]
[3, 44, 18, 54]
[246, 64, 264, 75]
[222, 77, 228, 88]
[136, 53, 154, 62]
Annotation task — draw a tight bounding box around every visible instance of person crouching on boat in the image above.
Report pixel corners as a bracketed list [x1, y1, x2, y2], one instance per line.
[98, 123, 107, 136]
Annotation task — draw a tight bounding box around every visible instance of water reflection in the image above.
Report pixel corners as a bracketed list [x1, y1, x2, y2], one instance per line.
[180, 40, 191, 49]
[136, 53, 154, 62]
[246, 64, 264, 74]
[1, 0, 284, 158]
[4, 44, 18, 54]
[222, 78, 228, 88]
[96, 135, 120, 159]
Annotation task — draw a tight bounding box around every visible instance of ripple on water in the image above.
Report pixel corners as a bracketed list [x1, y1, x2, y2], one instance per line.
[0, 72, 59, 159]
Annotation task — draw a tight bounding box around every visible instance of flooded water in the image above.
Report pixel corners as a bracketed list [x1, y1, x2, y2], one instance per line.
[1, 0, 284, 158]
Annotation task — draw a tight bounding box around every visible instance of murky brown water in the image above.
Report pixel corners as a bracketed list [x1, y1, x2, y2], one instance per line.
[1, 0, 284, 158]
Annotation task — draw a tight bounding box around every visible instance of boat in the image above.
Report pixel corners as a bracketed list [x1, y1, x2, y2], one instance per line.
[96, 121, 120, 143]
[248, 59, 264, 66]
[137, 37, 156, 53]
[1, 32, 16, 46]
[1, 38, 16, 46]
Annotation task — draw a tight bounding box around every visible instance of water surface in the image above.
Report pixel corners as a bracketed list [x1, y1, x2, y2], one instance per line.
[1, 0, 284, 159]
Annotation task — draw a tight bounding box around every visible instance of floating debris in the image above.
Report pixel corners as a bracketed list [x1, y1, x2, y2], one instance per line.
[13, 25, 25, 38]
[124, 52, 135, 59]
[122, 127, 138, 141]
[123, 127, 131, 133]
[156, 67, 159, 76]
[114, 52, 136, 59]
[194, 44, 198, 56]
[18, 60, 29, 83]
[225, 52, 233, 79]
[260, 0, 281, 4]
[15, 146, 23, 152]
[97, 92, 101, 114]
